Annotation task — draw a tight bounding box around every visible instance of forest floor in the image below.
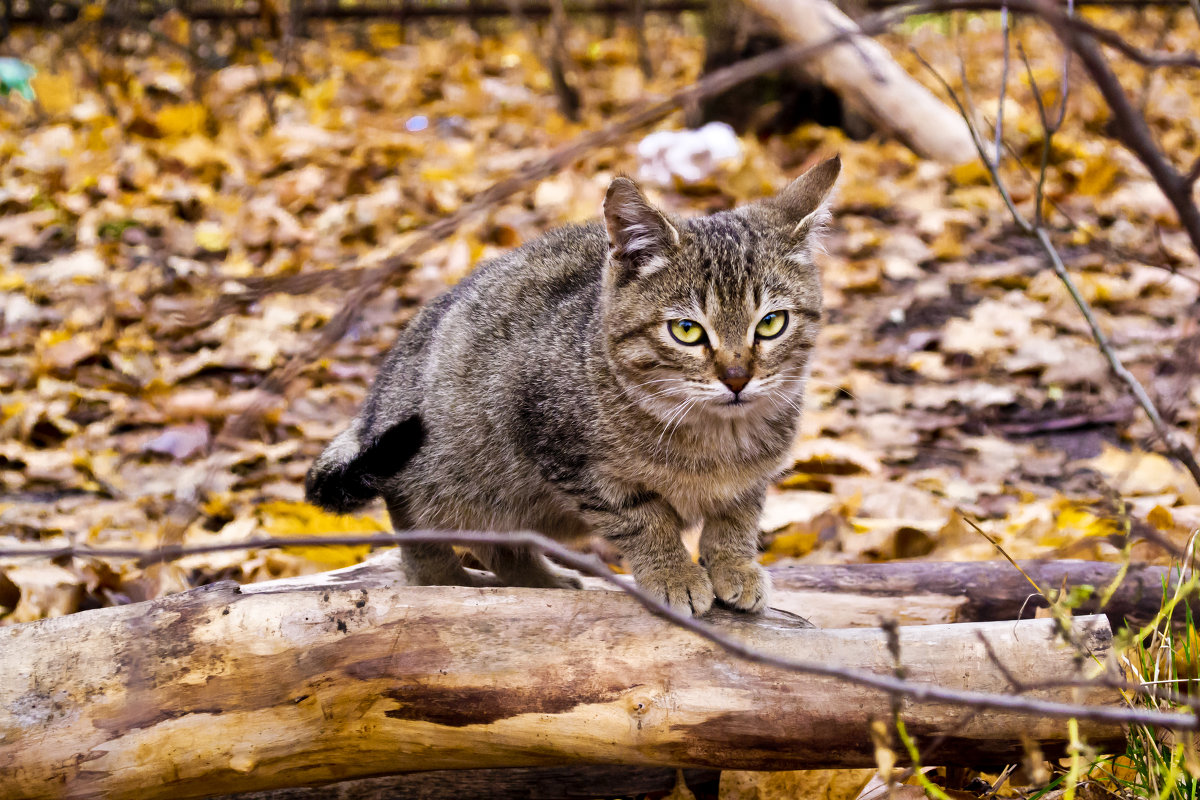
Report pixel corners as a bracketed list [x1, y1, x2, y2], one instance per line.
[0, 6, 1198, 655]
[2, 7, 1200, 799]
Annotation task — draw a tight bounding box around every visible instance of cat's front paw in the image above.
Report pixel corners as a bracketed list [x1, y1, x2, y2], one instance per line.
[708, 559, 770, 613]
[638, 561, 714, 616]
[542, 567, 584, 590]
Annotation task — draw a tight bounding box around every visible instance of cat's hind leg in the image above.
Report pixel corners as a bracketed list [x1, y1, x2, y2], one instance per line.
[385, 498, 490, 586]
[471, 543, 583, 590]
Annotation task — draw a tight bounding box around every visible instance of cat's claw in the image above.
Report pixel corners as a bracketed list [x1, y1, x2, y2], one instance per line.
[709, 560, 770, 613]
[640, 562, 714, 616]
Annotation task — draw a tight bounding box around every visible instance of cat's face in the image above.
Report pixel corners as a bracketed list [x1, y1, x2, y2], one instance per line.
[600, 157, 838, 425]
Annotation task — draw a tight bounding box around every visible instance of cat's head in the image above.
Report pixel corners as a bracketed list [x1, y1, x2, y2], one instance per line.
[600, 156, 839, 424]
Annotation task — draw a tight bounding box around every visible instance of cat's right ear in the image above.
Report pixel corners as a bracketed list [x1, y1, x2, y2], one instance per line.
[770, 155, 841, 243]
[603, 177, 679, 286]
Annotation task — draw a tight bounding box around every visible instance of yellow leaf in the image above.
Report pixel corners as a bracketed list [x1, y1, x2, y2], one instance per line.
[1077, 156, 1120, 196]
[949, 159, 990, 186]
[929, 229, 965, 260]
[761, 528, 819, 564]
[303, 77, 340, 112]
[1053, 501, 1123, 540]
[368, 23, 404, 50]
[156, 103, 208, 137]
[1148, 505, 1174, 531]
[194, 222, 231, 252]
[258, 500, 389, 569]
[30, 73, 75, 115]
[1, 401, 24, 422]
[80, 2, 106, 21]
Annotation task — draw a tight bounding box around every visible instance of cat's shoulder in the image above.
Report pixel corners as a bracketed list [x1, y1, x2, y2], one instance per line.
[468, 220, 609, 299]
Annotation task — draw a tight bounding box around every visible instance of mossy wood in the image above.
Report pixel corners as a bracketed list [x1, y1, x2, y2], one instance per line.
[0, 553, 1127, 800]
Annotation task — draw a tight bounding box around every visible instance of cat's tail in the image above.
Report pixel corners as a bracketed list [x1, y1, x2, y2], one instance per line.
[304, 415, 425, 514]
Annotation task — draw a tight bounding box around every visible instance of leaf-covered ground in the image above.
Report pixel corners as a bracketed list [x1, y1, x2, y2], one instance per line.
[0, 10, 1198, 630]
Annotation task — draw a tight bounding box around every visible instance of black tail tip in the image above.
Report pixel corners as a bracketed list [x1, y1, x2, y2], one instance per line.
[304, 464, 377, 515]
[304, 415, 424, 515]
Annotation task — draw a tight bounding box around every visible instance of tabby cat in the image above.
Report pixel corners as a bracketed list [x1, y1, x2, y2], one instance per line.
[306, 156, 840, 615]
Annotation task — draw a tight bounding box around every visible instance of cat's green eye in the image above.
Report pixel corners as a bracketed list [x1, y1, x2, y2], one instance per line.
[755, 311, 788, 340]
[668, 319, 706, 345]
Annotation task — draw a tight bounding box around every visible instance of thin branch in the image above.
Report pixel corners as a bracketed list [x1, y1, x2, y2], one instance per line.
[1016, 42, 1056, 227]
[633, 0, 652, 77]
[912, 46, 1028, 227]
[1, 529, 1195, 730]
[1051, 0, 1072, 131]
[546, 0, 583, 120]
[994, 6, 1011, 165]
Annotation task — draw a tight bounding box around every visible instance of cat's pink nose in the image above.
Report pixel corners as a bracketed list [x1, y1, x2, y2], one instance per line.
[721, 366, 750, 394]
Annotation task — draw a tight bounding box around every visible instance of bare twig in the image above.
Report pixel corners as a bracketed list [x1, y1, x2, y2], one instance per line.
[1033, 228, 1200, 488]
[633, 0, 652, 77]
[0, 529, 1194, 730]
[502, 0, 579, 121]
[547, 0, 583, 120]
[994, 6, 1011, 164]
[1015, 41, 1059, 226]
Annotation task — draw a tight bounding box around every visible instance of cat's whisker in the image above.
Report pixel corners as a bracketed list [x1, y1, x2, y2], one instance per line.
[621, 378, 683, 400]
[654, 396, 700, 459]
[661, 397, 700, 457]
[652, 399, 689, 455]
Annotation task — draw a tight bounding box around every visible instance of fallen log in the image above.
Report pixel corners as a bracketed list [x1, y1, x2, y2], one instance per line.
[767, 558, 1182, 629]
[219, 765, 721, 800]
[202, 552, 1200, 797]
[740, 0, 978, 162]
[0, 553, 1126, 800]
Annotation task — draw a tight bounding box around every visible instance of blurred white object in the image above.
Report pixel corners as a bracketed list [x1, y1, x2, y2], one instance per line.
[636, 122, 744, 187]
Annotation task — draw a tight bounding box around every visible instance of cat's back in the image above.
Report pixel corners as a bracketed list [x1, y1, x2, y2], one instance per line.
[452, 221, 609, 319]
[427, 221, 609, 367]
[364, 222, 608, 426]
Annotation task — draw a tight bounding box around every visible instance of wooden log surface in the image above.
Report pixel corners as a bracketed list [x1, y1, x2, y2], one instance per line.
[212, 556, 1178, 800]
[219, 765, 721, 800]
[765, 558, 1181, 629]
[741, 0, 977, 162]
[0, 552, 1127, 800]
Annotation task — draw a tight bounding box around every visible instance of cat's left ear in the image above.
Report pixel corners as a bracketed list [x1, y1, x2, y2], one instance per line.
[603, 177, 680, 285]
[769, 155, 841, 244]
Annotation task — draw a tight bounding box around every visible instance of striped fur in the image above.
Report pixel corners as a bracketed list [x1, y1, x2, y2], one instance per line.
[306, 156, 841, 615]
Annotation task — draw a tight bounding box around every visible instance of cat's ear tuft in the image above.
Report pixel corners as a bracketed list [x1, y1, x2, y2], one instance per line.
[771, 155, 840, 242]
[603, 176, 679, 284]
